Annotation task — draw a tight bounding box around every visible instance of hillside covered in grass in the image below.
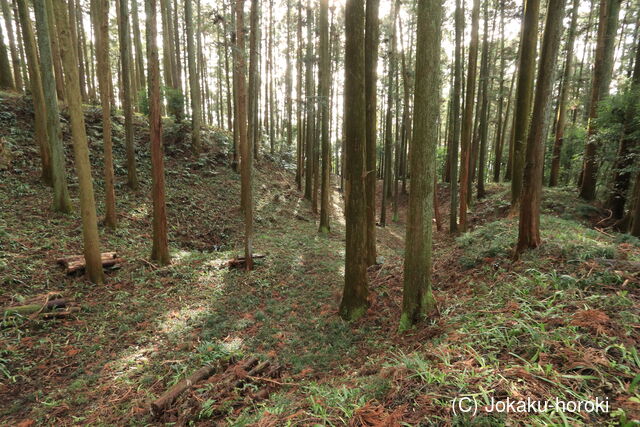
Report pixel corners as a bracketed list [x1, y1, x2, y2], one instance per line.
[0, 92, 638, 426]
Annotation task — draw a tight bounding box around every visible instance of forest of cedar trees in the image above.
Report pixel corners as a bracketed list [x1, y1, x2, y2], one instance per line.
[0, 0, 639, 424]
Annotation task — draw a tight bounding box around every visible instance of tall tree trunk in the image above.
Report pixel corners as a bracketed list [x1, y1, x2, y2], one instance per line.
[131, 0, 145, 91]
[67, 0, 86, 102]
[549, 0, 579, 187]
[33, 0, 72, 213]
[364, 0, 380, 264]
[303, 2, 314, 202]
[16, 0, 51, 184]
[339, 0, 368, 321]
[92, 0, 116, 228]
[52, 0, 104, 284]
[268, 0, 275, 154]
[400, 0, 440, 331]
[1, 0, 21, 90]
[458, 0, 480, 232]
[380, 9, 397, 228]
[510, 0, 540, 211]
[185, 0, 201, 153]
[295, 0, 303, 190]
[118, 0, 139, 189]
[234, 0, 253, 270]
[476, 0, 493, 199]
[449, 0, 462, 233]
[285, 0, 293, 154]
[145, 0, 170, 265]
[516, 0, 566, 254]
[318, 0, 331, 233]
[0, 4, 14, 89]
[492, 0, 506, 182]
[579, 0, 622, 200]
[13, 0, 29, 89]
[248, 0, 259, 178]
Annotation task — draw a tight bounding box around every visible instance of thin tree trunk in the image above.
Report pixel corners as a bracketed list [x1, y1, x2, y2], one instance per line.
[1, 0, 21, 90]
[92, 0, 116, 228]
[145, 0, 170, 265]
[16, 0, 51, 184]
[458, 0, 480, 232]
[449, 0, 463, 233]
[131, 0, 145, 90]
[118, 0, 139, 189]
[549, 0, 579, 187]
[492, 0, 506, 182]
[318, 0, 331, 233]
[185, 0, 201, 153]
[476, 0, 493, 199]
[303, 2, 314, 202]
[364, 0, 380, 264]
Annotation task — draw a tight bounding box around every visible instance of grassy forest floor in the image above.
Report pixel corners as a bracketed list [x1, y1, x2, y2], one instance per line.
[0, 91, 639, 426]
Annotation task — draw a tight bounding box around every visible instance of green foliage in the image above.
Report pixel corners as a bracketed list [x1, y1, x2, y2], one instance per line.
[137, 88, 149, 116]
[165, 86, 184, 122]
[457, 215, 617, 268]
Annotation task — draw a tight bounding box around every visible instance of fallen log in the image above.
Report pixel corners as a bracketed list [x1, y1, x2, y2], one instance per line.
[595, 258, 640, 273]
[151, 364, 220, 416]
[228, 254, 266, 269]
[3, 299, 67, 317]
[57, 252, 123, 274]
[39, 306, 80, 319]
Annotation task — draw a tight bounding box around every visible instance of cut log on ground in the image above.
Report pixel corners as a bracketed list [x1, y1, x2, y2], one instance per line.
[228, 254, 266, 269]
[56, 252, 124, 274]
[39, 306, 80, 319]
[2, 298, 67, 317]
[595, 258, 640, 273]
[151, 363, 221, 416]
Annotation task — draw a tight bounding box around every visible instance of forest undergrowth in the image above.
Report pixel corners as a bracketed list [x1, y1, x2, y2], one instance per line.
[0, 93, 639, 425]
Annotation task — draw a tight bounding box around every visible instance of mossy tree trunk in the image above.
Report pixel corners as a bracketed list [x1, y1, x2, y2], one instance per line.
[516, 0, 566, 254]
[400, 0, 441, 331]
[33, 0, 71, 213]
[510, 0, 540, 212]
[52, 0, 104, 284]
